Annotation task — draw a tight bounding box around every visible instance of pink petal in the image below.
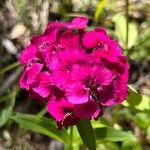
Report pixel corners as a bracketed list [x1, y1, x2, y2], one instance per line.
[98, 84, 116, 106]
[33, 72, 52, 98]
[19, 45, 37, 65]
[47, 20, 64, 29]
[71, 63, 112, 88]
[74, 100, 102, 120]
[59, 30, 79, 47]
[31, 27, 59, 45]
[36, 45, 52, 67]
[92, 65, 113, 86]
[19, 63, 43, 90]
[66, 83, 89, 104]
[69, 64, 92, 83]
[51, 71, 71, 88]
[47, 98, 74, 121]
[49, 48, 87, 72]
[94, 27, 107, 34]
[29, 89, 44, 103]
[65, 17, 89, 29]
[52, 86, 66, 100]
[19, 69, 29, 90]
[113, 59, 129, 104]
[82, 31, 98, 48]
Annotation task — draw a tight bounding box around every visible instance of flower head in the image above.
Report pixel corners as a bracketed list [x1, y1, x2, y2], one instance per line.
[19, 17, 129, 128]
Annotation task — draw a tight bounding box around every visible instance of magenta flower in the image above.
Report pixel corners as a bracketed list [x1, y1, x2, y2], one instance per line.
[19, 63, 43, 90]
[47, 98, 79, 128]
[19, 17, 129, 128]
[65, 64, 113, 104]
[32, 72, 52, 98]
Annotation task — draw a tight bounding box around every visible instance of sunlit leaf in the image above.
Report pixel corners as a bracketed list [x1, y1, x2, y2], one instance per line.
[135, 95, 150, 111]
[73, 127, 82, 150]
[65, 127, 82, 150]
[94, 127, 136, 142]
[98, 142, 119, 150]
[128, 85, 138, 93]
[12, 113, 70, 144]
[94, 0, 107, 22]
[121, 140, 142, 150]
[113, 14, 138, 49]
[135, 112, 150, 129]
[122, 85, 150, 111]
[126, 86, 142, 106]
[123, 89, 150, 111]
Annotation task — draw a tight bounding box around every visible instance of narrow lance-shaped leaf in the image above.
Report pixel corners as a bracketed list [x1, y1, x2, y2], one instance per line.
[94, 0, 107, 22]
[12, 113, 70, 144]
[113, 14, 138, 49]
[0, 90, 16, 127]
[0, 61, 19, 75]
[0, 106, 13, 128]
[77, 120, 96, 150]
[94, 126, 136, 143]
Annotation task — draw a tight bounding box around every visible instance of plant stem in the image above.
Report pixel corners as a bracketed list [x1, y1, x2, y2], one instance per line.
[69, 127, 73, 150]
[65, 127, 73, 150]
[65, 127, 74, 150]
[37, 107, 47, 117]
[0, 61, 20, 75]
[125, 0, 129, 51]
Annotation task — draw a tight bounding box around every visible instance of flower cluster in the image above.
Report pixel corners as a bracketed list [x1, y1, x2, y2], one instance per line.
[19, 17, 129, 128]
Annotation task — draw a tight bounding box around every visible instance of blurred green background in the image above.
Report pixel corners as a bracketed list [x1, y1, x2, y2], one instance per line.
[0, 0, 150, 149]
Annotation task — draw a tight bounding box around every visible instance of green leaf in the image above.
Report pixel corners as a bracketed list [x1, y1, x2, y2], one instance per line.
[73, 127, 82, 150]
[0, 106, 13, 128]
[127, 85, 138, 93]
[122, 86, 150, 111]
[126, 86, 142, 107]
[121, 140, 142, 150]
[113, 14, 138, 49]
[77, 120, 96, 150]
[135, 95, 150, 111]
[91, 117, 111, 128]
[12, 113, 69, 144]
[94, 127, 136, 142]
[147, 126, 150, 137]
[135, 112, 150, 129]
[65, 127, 82, 150]
[98, 142, 119, 150]
[0, 91, 16, 127]
[94, 0, 107, 22]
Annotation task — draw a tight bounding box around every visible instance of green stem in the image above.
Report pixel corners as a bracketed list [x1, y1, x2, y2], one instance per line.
[0, 61, 20, 75]
[125, 0, 129, 51]
[37, 107, 47, 117]
[66, 127, 74, 150]
[69, 127, 73, 150]
[0, 93, 12, 103]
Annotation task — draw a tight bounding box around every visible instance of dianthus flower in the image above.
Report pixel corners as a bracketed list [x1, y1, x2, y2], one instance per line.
[19, 17, 129, 128]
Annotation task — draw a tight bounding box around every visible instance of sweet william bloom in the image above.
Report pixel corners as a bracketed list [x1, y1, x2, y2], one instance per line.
[47, 98, 79, 128]
[19, 17, 129, 128]
[65, 63, 113, 104]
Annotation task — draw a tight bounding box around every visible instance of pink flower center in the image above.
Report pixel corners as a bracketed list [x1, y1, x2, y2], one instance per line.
[83, 76, 100, 90]
[95, 42, 108, 52]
